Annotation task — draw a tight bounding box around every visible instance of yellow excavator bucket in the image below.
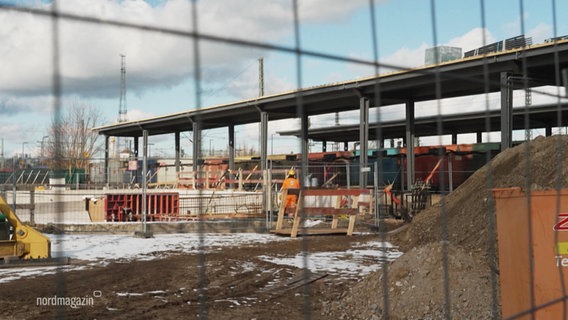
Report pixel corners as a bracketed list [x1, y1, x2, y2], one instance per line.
[0, 195, 51, 260]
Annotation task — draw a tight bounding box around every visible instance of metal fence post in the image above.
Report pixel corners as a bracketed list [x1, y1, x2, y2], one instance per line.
[30, 189, 35, 224]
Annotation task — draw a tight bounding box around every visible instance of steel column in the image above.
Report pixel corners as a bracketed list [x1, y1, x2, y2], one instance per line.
[359, 97, 369, 189]
[104, 136, 110, 185]
[133, 136, 139, 184]
[301, 112, 309, 174]
[228, 124, 235, 189]
[260, 111, 268, 215]
[405, 101, 416, 190]
[501, 72, 513, 151]
[192, 122, 201, 174]
[174, 132, 180, 174]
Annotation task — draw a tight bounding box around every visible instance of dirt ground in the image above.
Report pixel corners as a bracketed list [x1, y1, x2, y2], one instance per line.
[2, 135, 568, 320]
[0, 232, 395, 320]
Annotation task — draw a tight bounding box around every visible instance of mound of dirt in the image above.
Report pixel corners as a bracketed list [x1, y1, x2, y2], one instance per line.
[397, 135, 568, 254]
[323, 242, 497, 320]
[327, 135, 568, 319]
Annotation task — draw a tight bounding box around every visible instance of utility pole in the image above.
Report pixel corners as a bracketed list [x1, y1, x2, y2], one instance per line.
[118, 54, 127, 123]
[258, 57, 264, 97]
[0, 138, 4, 169]
[117, 54, 127, 157]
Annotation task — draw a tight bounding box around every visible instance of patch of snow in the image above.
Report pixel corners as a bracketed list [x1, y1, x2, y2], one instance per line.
[48, 233, 293, 262]
[0, 265, 88, 284]
[259, 245, 402, 279]
[303, 219, 323, 228]
[0, 232, 402, 284]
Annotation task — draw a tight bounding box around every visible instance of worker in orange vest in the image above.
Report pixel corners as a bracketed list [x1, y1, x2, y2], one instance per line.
[282, 169, 300, 209]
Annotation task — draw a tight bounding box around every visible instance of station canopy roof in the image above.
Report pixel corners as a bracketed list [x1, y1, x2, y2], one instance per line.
[277, 102, 568, 142]
[93, 40, 568, 140]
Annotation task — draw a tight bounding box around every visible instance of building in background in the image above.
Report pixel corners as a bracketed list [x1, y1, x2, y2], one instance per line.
[425, 46, 463, 65]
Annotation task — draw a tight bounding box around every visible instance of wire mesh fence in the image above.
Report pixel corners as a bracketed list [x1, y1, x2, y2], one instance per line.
[1, 0, 568, 319]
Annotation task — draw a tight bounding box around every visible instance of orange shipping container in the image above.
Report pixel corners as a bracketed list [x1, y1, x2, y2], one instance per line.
[493, 187, 568, 319]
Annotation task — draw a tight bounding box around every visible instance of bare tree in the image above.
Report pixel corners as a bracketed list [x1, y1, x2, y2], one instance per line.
[44, 102, 106, 172]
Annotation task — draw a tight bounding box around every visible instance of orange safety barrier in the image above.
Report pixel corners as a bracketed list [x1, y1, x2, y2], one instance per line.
[271, 188, 371, 238]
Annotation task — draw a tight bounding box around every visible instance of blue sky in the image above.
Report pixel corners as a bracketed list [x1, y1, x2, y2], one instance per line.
[0, 0, 567, 158]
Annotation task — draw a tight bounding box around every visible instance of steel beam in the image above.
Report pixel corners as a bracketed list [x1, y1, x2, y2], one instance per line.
[192, 122, 201, 174]
[359, 97, 369, 188]
[501, 72, 513, 151]
[405, 101, 416, 190]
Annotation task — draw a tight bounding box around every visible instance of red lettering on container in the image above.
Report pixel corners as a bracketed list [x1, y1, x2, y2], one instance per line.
[553, 213, 568, 231]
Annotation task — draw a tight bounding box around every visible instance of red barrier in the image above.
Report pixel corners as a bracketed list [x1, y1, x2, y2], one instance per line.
[105, 192, 179, 222]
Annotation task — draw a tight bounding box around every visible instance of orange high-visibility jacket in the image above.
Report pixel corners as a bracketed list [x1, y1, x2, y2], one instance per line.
[282, 177, 300, 207]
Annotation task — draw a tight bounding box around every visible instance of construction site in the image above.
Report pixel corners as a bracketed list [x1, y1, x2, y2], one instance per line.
[2, 135, 568, 319]
[2, 1, 568, 320]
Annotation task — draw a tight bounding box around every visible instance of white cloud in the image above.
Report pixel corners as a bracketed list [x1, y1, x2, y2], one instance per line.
[345, 27, 497, 78]
[201, 61, 296, 105]
[447, 27, 496, 53]
[380, 43, 429, 71]
[0, 0, 370, 100]
[502, 14, 524, 38]
[298, 0, 369, 24]
[0, 0, 372, 155]
[0, 95, 52, 116]
[124, 108, 156, 122]
[527, 22, 553, 44]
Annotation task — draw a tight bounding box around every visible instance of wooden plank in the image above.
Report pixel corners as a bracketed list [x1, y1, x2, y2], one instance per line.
[172, 213, 264, 221]
[303, 189, 370, 196]
[290, 195, 303, 238]
[271, 228, 351, 236]
[275, 189, 288, 231]
[331, 216, 339, 229]
[290, 217, 301, 238]
[347, 215, 357, 236]
[301, 207, 357, 216]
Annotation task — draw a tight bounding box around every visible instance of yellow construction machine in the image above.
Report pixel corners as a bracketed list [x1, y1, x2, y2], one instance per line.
[0, 195, 67, 267]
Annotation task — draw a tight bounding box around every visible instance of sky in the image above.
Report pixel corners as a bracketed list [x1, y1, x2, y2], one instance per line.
[0, 0, 567, 159]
